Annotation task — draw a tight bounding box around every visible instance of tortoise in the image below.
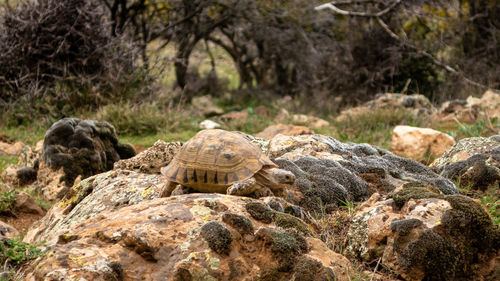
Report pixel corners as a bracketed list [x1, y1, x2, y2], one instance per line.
[160, 129, 295, 197]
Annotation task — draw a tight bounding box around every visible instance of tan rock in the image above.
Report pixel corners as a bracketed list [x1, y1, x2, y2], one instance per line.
[113, 140, 182, 174]
[0, 221, 19, 240]
[23, 172, 353, 280]
[191, 95, 224, 117]
[0, 141, 24, 156]
[292, 114, 330, 128]
[274, 108, 291, 123]
[220, 109, 248, 121]
[391, 125, 455, 160]
[0, 165, 18, 185]
[346, 191, 499, 281]
[199, 119, 221, 129]
[14, 191, 45, 215]
[254, 105, 270, 117]
[255, 124, 315, 140]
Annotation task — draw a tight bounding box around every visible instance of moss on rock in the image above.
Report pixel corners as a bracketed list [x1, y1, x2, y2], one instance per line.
[272, 212, 311, 236]
[245, 201, 274, 224]
[389, 183, 443, 209]
[200, 221, 232, 255]
[221, 212, 254, 235]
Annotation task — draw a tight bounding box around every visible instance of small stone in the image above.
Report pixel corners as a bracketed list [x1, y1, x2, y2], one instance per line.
[199, 120, 221, 129]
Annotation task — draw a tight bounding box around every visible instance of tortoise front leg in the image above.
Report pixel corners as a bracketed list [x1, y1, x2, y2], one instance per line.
[226, 177, 261, 195]
[160, 181, 178, 197]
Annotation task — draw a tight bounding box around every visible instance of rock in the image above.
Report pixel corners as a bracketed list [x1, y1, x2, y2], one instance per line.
[23, 188, 353, 280]
[336, 93, 433, 122]
[477, 89, 500, 119]
[220, 109, 248, 121]
[17, 144, 40, 167]
[0, 221, 19, 240]
[14, 192, 44, 215]
[291, 114, 330, 128]
[41, 118, 136, 188]
[391, 125, 455, 161]
[199, 119, 222, 129]
[16, 167, 37, 186]
[0, 165, 17, 185]
[267, 134, 458, 213]
[0, 141, 24, 156]
[431, 136, 500, 191]
[32, 160, 71, 201]
[254, 105, 270, 117]
[191, 95, 224, 117]
[346, 187, 499, 281]
[24, 169, 167, 245]
[114, 140, 182, 174]
[274, 108, 291, 123]
[255, 124, 315, 140]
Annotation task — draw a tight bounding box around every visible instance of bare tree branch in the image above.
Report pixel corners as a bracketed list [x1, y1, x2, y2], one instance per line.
[315, 0, 401, 17]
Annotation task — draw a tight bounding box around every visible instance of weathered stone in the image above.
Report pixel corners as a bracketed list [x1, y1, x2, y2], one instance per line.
[0, 221, 19, 240]
[431, 136, 500, 191]
[41, 118, 136, 190]
[220, 109, 248, 121]
[268, 134, 458, 211]
[0, 141, 24, 156]
[14, 191, 44, 215]
[291, 114, 330, 128]
[199, 119, 221, 129]
[346, 189, 499, 281]
[23, 191, 352, 281]
[255, 124, 315, 140]
[391, 125, 455, 161]
[114, 140, 182, 174]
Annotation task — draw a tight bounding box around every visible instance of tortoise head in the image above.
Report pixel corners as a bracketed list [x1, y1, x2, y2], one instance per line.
[270, 168, 295, 185]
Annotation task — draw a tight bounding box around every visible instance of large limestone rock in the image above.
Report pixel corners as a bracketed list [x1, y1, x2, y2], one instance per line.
[346, 185, 499, 281]
[260, 134, 459, 217]
[0, 141, 25, 156]
[114, 140, 182, 174]
[336, 93, 433, 122]
[23, 171, 353, 281]
[431, 135, 500, 192]
[255, 124, 315, 140]
[391, 125, 455, 161]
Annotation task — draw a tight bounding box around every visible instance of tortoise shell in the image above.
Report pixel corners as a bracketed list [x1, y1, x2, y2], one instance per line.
[161, 129, 277, 193]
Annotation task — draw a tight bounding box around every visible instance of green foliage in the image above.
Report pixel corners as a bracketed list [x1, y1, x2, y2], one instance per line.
[0, 190, 16, 214]
[480, 195, 500, 225]
[0, 156, 17, 175]
[330, 108, 429, 150]
[338, 199, 359, 216]
[0, 238, 49, 266]
[453, 118, 499, 138]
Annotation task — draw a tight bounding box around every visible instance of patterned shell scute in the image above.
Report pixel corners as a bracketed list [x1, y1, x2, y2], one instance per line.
[161, 129, 276, 192]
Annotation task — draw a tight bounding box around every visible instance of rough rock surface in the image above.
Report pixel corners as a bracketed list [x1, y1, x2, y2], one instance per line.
[0, 221, 19, 240]
[336, 93, 433, 122]
[391, 125, 455, 160]
[41, 118, 136, 187]
[431, 135, 500, 191]
[24, 169, 167, 245]
[114, 140, 182, 174]
[199, 119, 222, 129]
[434, 90, 500, 124]
[255, 124, 315, 140]
[291, 114, 330, 129]
[267, 134, 458, 214]
[23, 171, 353, 281]
[346, 185, 500, 281]
[0, 141, 25, 156]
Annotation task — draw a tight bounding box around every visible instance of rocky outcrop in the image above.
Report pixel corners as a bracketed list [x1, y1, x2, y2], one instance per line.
[391, 125, 455, 161]
[0, 141, 25, 156]
[255, 124, 315, 140]
[336, 93, 433, 122]
[268, 134, 458, 214]
[23, 171, 353, 281]
[114, 140, 182, 174]
[431, 135, 500, 192]
[0, 221, 19, 240]
[346, 185, 499, 281]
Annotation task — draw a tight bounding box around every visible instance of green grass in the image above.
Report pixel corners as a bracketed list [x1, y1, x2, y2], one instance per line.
[0, 155, 17, 175]
[480, 195, 500, 225]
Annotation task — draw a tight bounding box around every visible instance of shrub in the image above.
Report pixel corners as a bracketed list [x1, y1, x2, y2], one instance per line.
[0, 0, 149, 124]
